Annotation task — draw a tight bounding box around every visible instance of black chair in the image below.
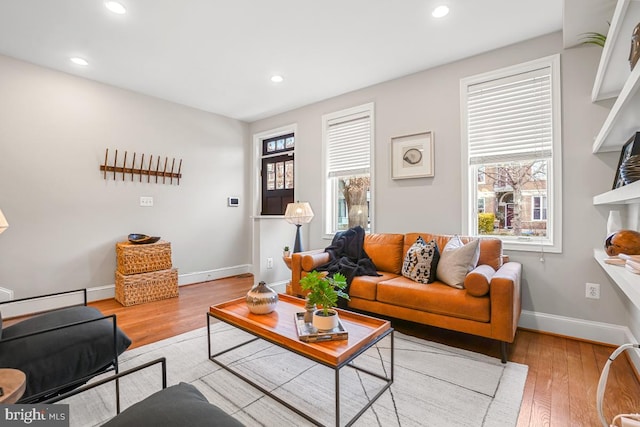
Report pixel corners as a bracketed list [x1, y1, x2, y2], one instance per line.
[0, 289, 131, 403]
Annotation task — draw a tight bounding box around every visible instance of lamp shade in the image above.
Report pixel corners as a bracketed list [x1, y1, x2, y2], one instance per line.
[284, 202, 314, 225]
[0, 209, 8, 235]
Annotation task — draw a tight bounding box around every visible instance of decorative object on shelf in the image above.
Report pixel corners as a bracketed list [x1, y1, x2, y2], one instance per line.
[284, 202, 314, 253]
[630, 22, 640, 70]
[607, 210, 623, 236]
[100, 148, 182, 185]
[613, 132, 640, 189]
[127, 234, 161, 245]
[245, 281, 278, 314]
[0, 208, 8, 235]
[391, 131, 434, 179]
[620, 154, 640, 184]
[604, 229, 640, 256]
[580, 26, 607, 47]
[299, 271, 349, 332]
[283, 246, 290, 257]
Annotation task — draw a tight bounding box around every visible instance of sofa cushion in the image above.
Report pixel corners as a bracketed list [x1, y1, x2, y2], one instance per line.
[102, 382, 244, 427]
[349, 272, 399, 301]
[436, 236, 480, 289]
[477, 238, 503, 271]
[402, 237, 439, 284]
[464, 265, 496, 297]
[0, 306, 132, 399]
[376, 277, 490, 322]
[364, 233, 404, 274]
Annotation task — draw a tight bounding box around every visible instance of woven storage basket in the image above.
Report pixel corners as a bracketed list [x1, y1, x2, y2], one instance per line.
[115, 268, 178, 306]
[116, 241, 172, 275]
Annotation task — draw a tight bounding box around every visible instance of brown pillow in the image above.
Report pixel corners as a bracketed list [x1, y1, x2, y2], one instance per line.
[464, 264, 496, 297]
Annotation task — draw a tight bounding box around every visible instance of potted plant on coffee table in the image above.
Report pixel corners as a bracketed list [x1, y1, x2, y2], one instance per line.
[299, 270, 349, 331]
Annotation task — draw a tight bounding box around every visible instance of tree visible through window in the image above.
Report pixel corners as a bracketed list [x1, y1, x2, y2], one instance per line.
[323, 104, 374, 234]
[461, 55, 562, 252]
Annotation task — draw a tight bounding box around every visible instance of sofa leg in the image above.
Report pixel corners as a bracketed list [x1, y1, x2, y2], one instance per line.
[500, 341, 508, 364]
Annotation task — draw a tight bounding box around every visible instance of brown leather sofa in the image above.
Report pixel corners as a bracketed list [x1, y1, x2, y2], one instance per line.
[289, 232, 522, 363]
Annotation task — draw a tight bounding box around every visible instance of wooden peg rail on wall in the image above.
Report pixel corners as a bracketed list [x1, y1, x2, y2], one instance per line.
[99, 148, 183, 185]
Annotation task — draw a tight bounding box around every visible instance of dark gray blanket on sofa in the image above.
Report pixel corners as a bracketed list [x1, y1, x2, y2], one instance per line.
[317, 226, 380, 307]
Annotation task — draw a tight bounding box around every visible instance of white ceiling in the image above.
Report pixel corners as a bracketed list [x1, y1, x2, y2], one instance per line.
[0, 1, 566, 122]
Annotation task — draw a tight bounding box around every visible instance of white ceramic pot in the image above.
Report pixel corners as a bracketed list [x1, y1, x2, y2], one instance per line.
[313, 309, 339, 331]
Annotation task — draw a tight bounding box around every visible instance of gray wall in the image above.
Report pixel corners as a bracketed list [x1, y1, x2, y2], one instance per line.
[0, 54, 251, 298]
[249, 32, 635, 329]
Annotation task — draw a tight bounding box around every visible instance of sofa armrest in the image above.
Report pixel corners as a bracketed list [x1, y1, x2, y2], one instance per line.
[290, 249, 327, 297]
[488, 261, 522, 343]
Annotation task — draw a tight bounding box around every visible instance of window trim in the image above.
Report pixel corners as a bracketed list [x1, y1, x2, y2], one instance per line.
[460, 54, 562, 253]
[321, 103, 375, 238]
[252, 124, 297, 218]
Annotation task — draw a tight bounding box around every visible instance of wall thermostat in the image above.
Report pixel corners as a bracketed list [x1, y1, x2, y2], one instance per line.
[228, 197, 239, 207]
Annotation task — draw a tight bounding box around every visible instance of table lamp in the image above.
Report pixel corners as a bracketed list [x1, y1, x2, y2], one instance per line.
[0, 209, 8, 235]
[284, 202, 314, 253]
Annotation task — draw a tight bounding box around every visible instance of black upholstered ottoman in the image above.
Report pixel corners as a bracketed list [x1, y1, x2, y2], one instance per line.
[102, 382, 244, 427]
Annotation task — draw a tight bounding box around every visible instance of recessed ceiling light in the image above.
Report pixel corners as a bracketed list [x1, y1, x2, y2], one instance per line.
[70, 57, 89, 66]
[271, 75, 284, 83]
[105, 1, 126, 14]
[432, 5, 449, 18]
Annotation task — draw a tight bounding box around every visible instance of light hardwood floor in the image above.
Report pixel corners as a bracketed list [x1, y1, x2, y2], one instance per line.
[90, 276, 640, 426]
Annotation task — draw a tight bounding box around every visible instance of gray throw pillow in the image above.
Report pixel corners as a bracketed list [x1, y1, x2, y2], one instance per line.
[436, 236, 480, 288]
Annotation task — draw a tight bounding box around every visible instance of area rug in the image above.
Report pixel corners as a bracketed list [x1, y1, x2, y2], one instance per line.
[62, 322, 528, 426]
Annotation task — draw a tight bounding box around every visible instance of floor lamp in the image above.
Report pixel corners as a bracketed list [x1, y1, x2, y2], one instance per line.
[0, 209, 8, 235]
[284, 202, 314, 253]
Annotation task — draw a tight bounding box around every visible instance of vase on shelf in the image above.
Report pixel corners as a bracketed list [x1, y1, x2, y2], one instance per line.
[607, 210, 623, 237]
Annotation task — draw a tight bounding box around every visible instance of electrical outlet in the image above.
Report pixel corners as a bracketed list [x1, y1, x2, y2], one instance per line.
[140, 196, 153, 207]
[586, 283, 600, 299]
[266, 257, 273, 269]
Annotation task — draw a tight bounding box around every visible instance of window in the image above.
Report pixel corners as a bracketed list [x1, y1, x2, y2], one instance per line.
[253, 125, 296, 216]
[322, 103, 374, 235]
[532, 195, 547, 221]
[461, 55, 562, 252]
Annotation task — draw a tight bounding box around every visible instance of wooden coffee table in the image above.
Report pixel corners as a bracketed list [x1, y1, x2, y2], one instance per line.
[207, 294, 393, 427]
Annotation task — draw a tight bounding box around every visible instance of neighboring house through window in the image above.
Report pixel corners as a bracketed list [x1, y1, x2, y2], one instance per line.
[461, 55, 562, 252]
[322, 103, 374, 235]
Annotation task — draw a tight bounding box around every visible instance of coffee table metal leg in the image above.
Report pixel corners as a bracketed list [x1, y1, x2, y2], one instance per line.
[335, 368, 340, 427]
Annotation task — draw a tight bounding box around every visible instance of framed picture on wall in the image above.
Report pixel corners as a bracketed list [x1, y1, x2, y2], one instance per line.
[391, 131, 434, 179]
[613, 132, 640, 189]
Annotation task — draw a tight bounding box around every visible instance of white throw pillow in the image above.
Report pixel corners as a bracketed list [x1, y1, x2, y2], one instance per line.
[436, 236, 480, 289]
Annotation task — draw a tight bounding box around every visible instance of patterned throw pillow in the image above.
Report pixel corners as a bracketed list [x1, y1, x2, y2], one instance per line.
[402, 236, 440, 284]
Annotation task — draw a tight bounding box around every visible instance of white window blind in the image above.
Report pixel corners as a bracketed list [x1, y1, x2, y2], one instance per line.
[326, 112, 371, 178]
[467, 66, 552, 165]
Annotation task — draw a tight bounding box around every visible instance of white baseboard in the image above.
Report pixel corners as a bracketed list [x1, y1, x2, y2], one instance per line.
[519, 310, 640, 373]
[268, 280, 289, 294]
[1, 264, 252, 317]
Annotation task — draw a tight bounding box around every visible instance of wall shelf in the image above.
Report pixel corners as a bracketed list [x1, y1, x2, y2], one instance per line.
[591, 0, 640, 153]
[592, 0, 640, 102]
[594, 179, 640, 204]
[594, 248, 640, 309]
